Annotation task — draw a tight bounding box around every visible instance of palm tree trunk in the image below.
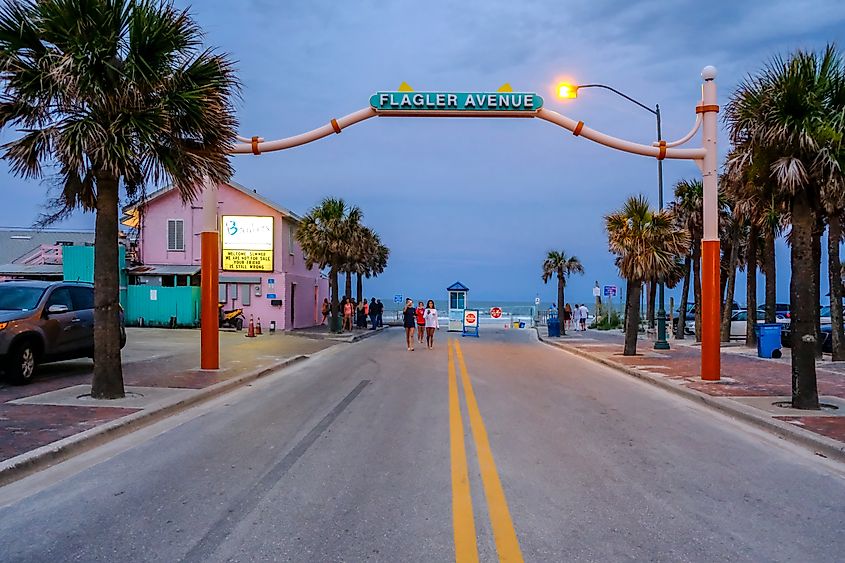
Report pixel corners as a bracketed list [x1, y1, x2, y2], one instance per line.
[647, 281, 656, 330]
[329, 268, 341, 333]
[356, 272, 363, 305]
[676, 255, 691, 340]
[623, 280, 641, 355]
[721, 231, 741, 342]
[558, 276, 566, 336]
[813, 221, 823, 359]
[829, 214, 844, 360]
[790, 193, 820, 409]
[692, 239, 702, 342]
[764, 227, 777, 323]
[746, 224, 758, 348]
[90, 173, 125, 399]
[344, 271, 352, 302]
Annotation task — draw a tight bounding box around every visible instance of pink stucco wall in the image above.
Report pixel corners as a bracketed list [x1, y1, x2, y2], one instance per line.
[137, 182, 328, 330]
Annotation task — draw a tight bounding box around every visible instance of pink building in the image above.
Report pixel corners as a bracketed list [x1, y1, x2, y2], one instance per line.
[124, 181, 328, 330]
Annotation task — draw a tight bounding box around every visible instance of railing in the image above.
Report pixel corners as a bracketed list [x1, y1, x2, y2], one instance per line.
[16, 244, 64, 265]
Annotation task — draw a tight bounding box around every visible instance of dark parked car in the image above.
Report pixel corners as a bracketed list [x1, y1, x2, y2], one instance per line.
[0, 280, 125, 384]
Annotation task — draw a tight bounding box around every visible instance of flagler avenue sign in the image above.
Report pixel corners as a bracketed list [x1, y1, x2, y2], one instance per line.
[370, 91, 544, 115]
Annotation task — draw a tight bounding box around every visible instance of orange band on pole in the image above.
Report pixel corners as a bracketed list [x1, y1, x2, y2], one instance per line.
[331, 118, 342, 134]
[251, 136, 261, 155]
[200, 231, 219, 370]
[573, 121, 584, 136]
[696, 104, 719, 114]
[701, 240, 721, 380]
[657, 140, 667, 161]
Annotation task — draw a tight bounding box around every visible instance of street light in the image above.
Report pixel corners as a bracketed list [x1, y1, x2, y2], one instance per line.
[557, 81, 670, 350]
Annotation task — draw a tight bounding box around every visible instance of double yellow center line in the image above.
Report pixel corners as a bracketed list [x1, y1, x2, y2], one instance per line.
[448, 339, 524, 563]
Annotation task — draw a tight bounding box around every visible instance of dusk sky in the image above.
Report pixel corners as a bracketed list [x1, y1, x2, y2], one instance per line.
[2, 0, 844, 305]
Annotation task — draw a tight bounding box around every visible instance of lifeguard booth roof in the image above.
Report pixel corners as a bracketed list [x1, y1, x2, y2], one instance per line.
[446, 281, 469, 292]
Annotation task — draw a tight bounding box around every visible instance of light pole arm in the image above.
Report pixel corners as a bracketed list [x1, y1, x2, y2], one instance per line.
[577, 84, 657, 116]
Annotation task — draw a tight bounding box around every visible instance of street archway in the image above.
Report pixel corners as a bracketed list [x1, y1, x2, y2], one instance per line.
[200, 67, 722, 382]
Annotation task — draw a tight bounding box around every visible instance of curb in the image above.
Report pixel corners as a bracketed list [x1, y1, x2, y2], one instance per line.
[0, 354, 314, 487]
[536, 330, 845, 464]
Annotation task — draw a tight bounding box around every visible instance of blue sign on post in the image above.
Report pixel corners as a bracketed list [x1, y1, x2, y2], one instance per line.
[394, 294, 403, 304]
[603, 285, 618, 298]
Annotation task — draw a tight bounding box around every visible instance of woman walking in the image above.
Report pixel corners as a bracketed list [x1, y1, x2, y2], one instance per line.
[424, 299, 439, 349]
[343, 297, 354, 331]
[571, 303, 581, 331]
[403, 298, 416, 351]
[563, 303, 572, 331]
[321, 298, 330, 326]
[415, 301, 426, 344]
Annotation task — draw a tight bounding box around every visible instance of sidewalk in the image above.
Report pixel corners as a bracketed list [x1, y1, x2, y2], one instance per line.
[0, 327, 342, 482]
[537, 327, 845, 460]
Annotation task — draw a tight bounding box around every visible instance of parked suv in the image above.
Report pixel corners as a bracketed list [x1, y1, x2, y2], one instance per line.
[0, 280, 126, 384]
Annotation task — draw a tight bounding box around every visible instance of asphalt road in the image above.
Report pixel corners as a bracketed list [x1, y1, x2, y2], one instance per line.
[1, 328, 844, 562]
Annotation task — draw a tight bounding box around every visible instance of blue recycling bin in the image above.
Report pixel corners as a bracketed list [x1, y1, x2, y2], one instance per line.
[756, 323, 782, 359]
[547, 312, 561, 337]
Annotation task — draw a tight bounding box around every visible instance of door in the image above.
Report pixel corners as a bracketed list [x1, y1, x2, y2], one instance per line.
[68, 286, 95, 352]
[290, 283, 296, 328]
[42, 287, 78, 357]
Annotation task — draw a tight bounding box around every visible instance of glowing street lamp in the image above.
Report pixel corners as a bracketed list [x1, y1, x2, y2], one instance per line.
[557, 83, 578, 99]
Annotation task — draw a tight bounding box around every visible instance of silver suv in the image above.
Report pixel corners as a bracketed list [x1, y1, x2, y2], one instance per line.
[0, 280, 126, 384]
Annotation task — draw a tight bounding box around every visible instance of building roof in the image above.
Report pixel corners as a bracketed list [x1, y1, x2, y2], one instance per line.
[0, 228, 94, 265]
[127, 264, 201, 276]
[122, 180, 302, 227]
[0, 263, 63, 277]
[447, 281, 469, 291]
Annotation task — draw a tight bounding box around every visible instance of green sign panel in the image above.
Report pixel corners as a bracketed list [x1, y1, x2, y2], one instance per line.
[370, 91, 543, 113]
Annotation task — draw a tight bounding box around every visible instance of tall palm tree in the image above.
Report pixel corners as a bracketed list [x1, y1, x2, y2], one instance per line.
[670, 179, 703, 340]
[606, 195, 690, 356]
[353, 226, 389, 304]
[0, 0, 238, 398]
[296, 198, 362, 333]
[541, 250, 584, 335]
[726, 45, 845, 409]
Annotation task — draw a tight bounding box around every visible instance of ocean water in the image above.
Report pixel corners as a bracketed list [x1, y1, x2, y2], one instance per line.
[382, 299, 550, 319]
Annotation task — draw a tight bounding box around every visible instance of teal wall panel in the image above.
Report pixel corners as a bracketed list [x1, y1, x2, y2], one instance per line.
[126, 286, 200, 327]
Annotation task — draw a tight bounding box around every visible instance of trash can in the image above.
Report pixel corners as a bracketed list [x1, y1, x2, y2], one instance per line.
[757, 323, 782, 358]
[519, 321, 526, 329]
[547, 317, 561, 337]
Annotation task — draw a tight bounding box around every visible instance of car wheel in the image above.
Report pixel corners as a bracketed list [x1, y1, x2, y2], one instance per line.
[6, 339, 39, 385]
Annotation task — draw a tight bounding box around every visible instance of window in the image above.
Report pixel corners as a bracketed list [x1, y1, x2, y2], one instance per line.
[68, 287, 94, 310]
[46, 288, 74, 311]
[288, 224, 295, 256]
[167, 219, 184, 251]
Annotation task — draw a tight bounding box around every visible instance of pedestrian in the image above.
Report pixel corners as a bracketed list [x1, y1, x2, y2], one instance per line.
[342, 297, 354, 331]
[415, 301, 426, 343]
[424, 299, 439, 349]
[579, 303, 589, 331]
[376, 299, 384, 327]
[356, 298, 366, 328]
[362, 298, 369, 329]
[572, 303, 581, 331]
[403, 298, 416, 351]
[563, 303, 572, 331]
[369, 297, 378, 329]
[321, 298, 330, 326]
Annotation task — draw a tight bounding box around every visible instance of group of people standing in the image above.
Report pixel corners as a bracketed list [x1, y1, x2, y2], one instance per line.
[561, 302, 589, 331]
[402, 298, 439, 351]
[321, 296, 384, 331]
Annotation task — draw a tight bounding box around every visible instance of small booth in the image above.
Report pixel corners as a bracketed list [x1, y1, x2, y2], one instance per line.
[447, 281, 469, 332]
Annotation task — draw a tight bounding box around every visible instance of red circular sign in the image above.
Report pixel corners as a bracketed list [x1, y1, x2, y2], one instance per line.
[465, 312, 477, 325]
[490, 307, 502, 319]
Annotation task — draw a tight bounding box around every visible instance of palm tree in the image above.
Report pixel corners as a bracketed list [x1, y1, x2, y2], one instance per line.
[725, 45, 845, 409]
[670, 179, 703, 340]
[541, 250, 584, 335]
[606, 195, 690, 356]
[296, 198, 362, 333]
[353, 226, 389, 304]
[0, 0, 238, 399]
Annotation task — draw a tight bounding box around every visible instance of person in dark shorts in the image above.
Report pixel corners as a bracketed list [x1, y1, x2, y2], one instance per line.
[403, 298, 416, 351]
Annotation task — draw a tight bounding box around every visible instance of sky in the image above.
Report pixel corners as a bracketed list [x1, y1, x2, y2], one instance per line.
[1, 0, 844, 306]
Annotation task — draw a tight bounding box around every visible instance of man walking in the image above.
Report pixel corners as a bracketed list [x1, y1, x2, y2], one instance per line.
[369, 297, 378, 329]
[376, 299, 384, 327]
[579, 303, 589, 331]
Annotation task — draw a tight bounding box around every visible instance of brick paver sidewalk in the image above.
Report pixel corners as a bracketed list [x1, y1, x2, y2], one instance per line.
[0, 328, 336, 464]
[541, 327, 845, 445]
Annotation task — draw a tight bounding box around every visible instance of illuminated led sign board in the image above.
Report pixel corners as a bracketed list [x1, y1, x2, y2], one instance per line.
[221, 215, 274, 272]
[370, 91, 543, 114]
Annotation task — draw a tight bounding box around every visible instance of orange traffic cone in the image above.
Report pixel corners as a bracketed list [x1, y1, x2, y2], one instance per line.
[256, 317, 263, 335]
[246, 315, 256, 338]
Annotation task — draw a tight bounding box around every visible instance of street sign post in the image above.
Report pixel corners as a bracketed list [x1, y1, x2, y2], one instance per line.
[393, 294, 403, 304]
[370, 91, 543, 115]
[490, 307, 503, 319]
[462, 309, 480, 338]
[603, 285, 618, 298]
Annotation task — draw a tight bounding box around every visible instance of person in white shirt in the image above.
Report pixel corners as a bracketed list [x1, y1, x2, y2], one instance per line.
[571, 303, 581, 331]
[424, 299, 439, 349]
[579, 304, 589, 331]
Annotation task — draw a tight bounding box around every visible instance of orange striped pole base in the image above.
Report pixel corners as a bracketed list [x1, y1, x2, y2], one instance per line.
[701, 239, 720, 380]
[201, 230, 219, 370]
